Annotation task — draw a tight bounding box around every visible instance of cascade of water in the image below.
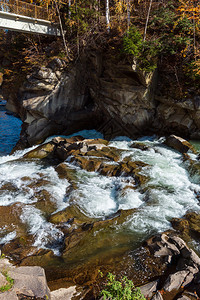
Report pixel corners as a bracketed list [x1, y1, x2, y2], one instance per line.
[0, 128, 200, 254]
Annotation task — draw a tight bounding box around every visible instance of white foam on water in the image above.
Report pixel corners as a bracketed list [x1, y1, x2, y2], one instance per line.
[0, 145, 70, 250]
[0, 231, 16, 245]
[45, 129, 104, 143]
[70, 138, 200, 238]
[118, 188, 143, 210]
[0, 145, 38, 165]
[0, 134, 200, 252]
[20, 206, 64, 255]
[73, 171, 118, 217]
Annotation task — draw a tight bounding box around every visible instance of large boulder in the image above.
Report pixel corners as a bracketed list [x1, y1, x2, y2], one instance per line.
[165, 135, 196, 154]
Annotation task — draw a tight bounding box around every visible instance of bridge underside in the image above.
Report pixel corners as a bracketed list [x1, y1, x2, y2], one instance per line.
[0, 11, 60, 36]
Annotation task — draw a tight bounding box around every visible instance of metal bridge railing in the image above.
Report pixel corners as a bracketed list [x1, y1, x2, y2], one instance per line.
[0, 0, 54, 21]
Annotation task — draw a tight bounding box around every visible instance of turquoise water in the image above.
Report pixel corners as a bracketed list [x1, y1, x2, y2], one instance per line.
[0, 101, 22, 155]
[191, 140, 200, 152]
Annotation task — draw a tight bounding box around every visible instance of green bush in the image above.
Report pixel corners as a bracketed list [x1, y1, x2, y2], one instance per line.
[100, 272, 146, 300]
[123, 27, 143, 57]
[123, 27, 157, 72]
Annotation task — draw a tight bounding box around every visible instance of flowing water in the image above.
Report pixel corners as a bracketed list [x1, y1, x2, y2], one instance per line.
[0, 100, 22, 155]
[0, 101, 200, 283]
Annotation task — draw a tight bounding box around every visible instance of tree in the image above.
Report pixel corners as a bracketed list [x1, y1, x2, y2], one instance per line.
[143, 0, 153, 41]
[105, 0, 110, 33]
[178, 0, 200, 56]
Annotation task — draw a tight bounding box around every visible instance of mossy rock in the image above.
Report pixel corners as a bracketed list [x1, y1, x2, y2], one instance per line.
[70, 156, 102, 172]
[55, 163, 78, 190]
[183, 153, 200, 178]
[62, 209, 136, 259]
[0, 203, 27, 237]
[99, 163, 121, 177]
[99, 147, 120, 162]
[0, 182, 19, 193]
[2, 235, 36, 262]
[171, 212, 200, 244]
[121, 160, 149, 185]
[23, 142, 55, 159]
[19, 249, 60, 268]
[49, 205, 96, 225]
[34, 190, 58, 217]
[185, 212, 200, 236]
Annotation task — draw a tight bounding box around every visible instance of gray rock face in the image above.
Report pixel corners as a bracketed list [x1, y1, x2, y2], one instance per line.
[51, 286, 76, 300]
[8, 266, 51, 299]
[6, 54, 200, 148]
[0, 258, 77, 300]
[139, 280, 159, 298]
[143, 233, 200, 299]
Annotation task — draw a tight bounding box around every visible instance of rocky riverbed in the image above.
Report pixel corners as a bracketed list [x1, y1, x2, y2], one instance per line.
[0, 131, 200, 299]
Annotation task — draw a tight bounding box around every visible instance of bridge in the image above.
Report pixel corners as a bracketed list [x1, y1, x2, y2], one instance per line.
[0, 0, 60, 36]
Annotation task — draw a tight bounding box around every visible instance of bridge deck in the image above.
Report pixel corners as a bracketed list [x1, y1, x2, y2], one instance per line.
[0, 0, 60, 35]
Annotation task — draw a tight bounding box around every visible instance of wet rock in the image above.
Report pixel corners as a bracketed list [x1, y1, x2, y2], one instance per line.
[171, 212, 200, 250]
[130, 142, 150, 151]
[99, 163, 121, 177]
[55, 163, 78, 195]
[49, 205, 96, 226]
[70, 156, 102, 172]
[139, 279, 159, 298]
[165, 135, 196, 154]
[34, 190, 58, 217]
[2, 236, 36, 262]
[0, 203, 26, 238]
[171, 218, 190, 234]
[54, 138, 110, 162]
[23, 142, 55, 159]
[62, 209, 136, 259]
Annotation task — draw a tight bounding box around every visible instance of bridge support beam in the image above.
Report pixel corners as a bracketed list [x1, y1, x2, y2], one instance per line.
[0, 11, 61, 36]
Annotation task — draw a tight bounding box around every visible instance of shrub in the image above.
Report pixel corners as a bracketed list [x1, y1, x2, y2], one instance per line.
[100, 272, 146, 300]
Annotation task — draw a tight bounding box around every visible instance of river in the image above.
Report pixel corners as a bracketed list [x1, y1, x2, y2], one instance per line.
[0, 100, 200, 289]
[0, 100, 22, 155]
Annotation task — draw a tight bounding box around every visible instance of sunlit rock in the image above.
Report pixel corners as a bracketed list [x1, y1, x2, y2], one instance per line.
[23, 142, 55, 159]
[165, 135, 196, 154]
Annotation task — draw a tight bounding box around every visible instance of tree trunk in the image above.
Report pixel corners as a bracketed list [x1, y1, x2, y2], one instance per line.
[105, 0, 110, 33]
[54, 0, 70, 59]
[68, 0, 71, 19]
[127, 0, 130, 32]
[143, 0, 152, 41]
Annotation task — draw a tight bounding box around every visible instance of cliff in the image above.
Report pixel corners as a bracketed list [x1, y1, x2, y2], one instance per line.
[5, 51, 200, 148]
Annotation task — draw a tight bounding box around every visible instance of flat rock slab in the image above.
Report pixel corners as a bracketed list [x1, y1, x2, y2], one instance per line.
[139, 280, 159, 298]
[51, 286, 77, 300]
[8, 266, 50, 299]
[0, 291, 18, 300]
